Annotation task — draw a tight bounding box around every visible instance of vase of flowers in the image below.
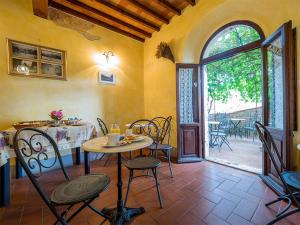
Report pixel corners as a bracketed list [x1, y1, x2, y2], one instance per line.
[50, 110, 63, 126]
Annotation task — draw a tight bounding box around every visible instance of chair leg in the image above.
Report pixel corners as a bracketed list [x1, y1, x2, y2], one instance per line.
[167, 150, 173, 178]
[152, 168, 163, 208]
[265, 195, 288, 207]
[267, 208, 300, 225]
[125, 170, 133, 207]
[104, 154, 111, 167]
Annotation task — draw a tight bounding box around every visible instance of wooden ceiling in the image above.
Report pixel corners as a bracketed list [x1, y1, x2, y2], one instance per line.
[32, 0, 196, 42]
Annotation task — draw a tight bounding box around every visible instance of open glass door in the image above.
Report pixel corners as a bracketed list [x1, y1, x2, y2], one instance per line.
[176, 64, 202, 163]
[261, 21, 297, 194]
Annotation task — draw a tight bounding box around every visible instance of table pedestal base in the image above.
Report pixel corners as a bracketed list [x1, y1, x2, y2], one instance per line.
[102, 206, 145, 225]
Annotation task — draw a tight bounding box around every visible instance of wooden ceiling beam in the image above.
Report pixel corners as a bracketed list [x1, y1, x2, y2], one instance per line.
[127, 0, 169, 24]
[49, 1, 145, 42]
[184, 0, 196, 6]
[94, 0, 160, 32]
[32, 0, 48, 19]
[62, 0, 151, 38]
[156, 0, 181, 15]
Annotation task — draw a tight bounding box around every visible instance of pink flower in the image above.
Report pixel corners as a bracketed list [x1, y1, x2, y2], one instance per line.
[50, 110, 63, 120]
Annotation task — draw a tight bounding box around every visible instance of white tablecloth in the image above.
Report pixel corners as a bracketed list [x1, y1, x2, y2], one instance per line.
[0, 122, 96, 167]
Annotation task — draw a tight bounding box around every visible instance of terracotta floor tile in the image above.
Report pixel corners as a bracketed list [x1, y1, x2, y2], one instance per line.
[233, 198, 259, 220]
[203, 213, 231, 225]
[227, 213, 255, 225]
[0, 160, 297, 225]
[211, 199, 236, 220]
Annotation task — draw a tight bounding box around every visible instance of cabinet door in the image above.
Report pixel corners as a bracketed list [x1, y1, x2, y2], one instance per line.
[176, 64, 202, 163]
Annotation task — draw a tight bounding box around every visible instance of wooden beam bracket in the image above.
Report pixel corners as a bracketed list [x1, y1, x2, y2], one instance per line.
[32, 0, 49, 19]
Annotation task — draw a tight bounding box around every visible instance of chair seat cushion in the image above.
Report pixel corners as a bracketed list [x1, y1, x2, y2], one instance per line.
[51, 174, 110, 205]
[148, 143, 172, 150]
[282, 171, 300, 190]
[125, 157, 160, 169]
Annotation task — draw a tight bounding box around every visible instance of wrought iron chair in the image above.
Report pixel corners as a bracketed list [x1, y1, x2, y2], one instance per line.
[255, 122, 300, 225]
[97, 118, 109, 136]
[210, 119, 233, 151]
[13, 128, 110, 225]
[244, 112, 260, 141]
[124, 119, 163, 208]
[96, 118, 112, 166]
[148, 116, 174, 178]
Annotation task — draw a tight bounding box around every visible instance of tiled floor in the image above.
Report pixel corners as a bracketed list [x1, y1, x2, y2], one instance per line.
[1, 158, 299, 225]
[208, 137, 262, 173]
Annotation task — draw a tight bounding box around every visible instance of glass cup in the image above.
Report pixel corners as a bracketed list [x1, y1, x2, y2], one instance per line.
[125, 129, 133, 137]
[110, 123, 121, 134]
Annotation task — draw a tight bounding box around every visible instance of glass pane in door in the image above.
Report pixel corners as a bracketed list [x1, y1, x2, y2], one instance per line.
[179, 68, 198, 124]
[267, 36, 284, 129]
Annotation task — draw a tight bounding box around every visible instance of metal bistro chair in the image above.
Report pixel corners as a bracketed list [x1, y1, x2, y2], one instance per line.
[210, 119, 233, 152]
[148, 116, 174, 178]
[124, 119, 163, 208]
[96, 118, 111, 166]
[255, 122, 300, 225]
[244, 112, 261, 141]
[13, 128, 110, 225]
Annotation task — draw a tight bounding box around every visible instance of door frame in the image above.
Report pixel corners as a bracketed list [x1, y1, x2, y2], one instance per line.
[199, 20, 265, 159]
[260, 21, 297, 194]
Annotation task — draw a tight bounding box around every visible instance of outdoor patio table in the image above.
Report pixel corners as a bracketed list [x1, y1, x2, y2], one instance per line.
[83, 135, 153, 225]
[230, 118, 246, 138]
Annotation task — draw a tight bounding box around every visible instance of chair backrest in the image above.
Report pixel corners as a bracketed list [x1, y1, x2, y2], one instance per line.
[97, 118, 109, 136]
[13, 128, 70, 206]
[129, 119, 159, 146]
[151, 116, 172, 144]
[255, 122, 290, 186]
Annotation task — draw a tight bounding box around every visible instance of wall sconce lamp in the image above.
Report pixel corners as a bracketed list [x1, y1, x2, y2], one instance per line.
[95, 51, 119, 68]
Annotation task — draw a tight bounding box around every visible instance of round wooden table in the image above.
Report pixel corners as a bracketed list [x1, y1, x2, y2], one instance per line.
[82, 136, 153, 225]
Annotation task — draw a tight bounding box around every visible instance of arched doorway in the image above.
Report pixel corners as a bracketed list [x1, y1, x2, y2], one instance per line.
[200, 21, 265, 173]
[176, 20, 296, 194]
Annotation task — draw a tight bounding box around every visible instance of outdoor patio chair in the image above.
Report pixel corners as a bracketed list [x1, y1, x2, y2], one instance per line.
[13, 128, 110, 225]
[244, 113, 259, 141]
[255, 122, 300, 225]
[124, 119, 163, 208]
[148, 116, 174, 178]
[210, 119, 233, 151]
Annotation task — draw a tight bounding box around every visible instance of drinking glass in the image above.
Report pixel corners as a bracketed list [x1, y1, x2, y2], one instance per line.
[110, 123, 121, 134]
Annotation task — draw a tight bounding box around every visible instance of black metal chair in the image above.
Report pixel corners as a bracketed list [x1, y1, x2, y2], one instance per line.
[244, 112, 260, 141]
[97, 118, 109, 136]
[255, 122, 300, 225]
[210, 119, 233, 151]
[148, 116, 173, 178]
[96, 118, 112, 166]
[13, 128, 110, 225]
[124, 119, 163, 208]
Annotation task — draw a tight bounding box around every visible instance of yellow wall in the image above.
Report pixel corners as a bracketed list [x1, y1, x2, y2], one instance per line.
[0, 0, 144, 132]
[144, 0, 300, 169]
[2, 0, 300, 169]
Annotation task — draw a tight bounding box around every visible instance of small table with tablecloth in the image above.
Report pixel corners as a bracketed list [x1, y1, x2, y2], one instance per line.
[0, 122, 96, 207]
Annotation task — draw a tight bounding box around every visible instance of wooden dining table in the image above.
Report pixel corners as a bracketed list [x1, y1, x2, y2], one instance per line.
[83, 135, 153, 225]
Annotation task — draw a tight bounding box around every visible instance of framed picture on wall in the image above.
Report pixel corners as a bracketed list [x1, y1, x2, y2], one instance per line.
[7, 39, 66, 80]
[98, 71, 116, 85]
